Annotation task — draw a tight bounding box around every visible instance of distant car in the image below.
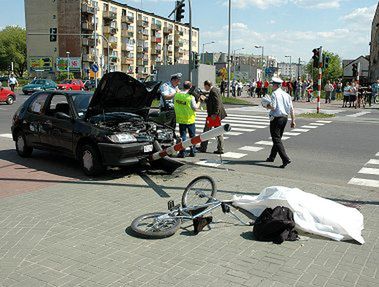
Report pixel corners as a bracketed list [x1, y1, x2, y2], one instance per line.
[0, 76, 9, 82]
[84, 79, 96, 91]
[57, 79, 85, 91]
[11, 72, 174, 176]
[22, 79, 58, 95]
[0, 86, 16, 105]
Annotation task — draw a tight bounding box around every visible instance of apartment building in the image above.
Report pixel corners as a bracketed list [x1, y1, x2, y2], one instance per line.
[369, 3, 379, 82]
[25, 0, 199, 79]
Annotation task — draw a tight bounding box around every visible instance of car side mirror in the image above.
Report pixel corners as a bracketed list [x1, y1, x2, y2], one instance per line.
[56, 112, 71, 120]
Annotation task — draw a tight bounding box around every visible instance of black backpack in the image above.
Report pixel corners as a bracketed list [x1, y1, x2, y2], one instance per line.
[253, 206, 299, 244]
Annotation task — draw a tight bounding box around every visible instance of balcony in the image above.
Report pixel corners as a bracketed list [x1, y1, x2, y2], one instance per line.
[122, 43, 134, 51]
[110, 42, 117, 49]
[82, 3, 95, 14]
[136, 58, 143, 65]
[82, 22, 95, 30]
[83, 54, 94, 62]
[122, 15, 134, 24]
[175, 30, 184, 36]
[151, 24, 161, 31]
[137, 46, 143, 53]
[121, 30, 134, 38]
[103, 11, 117, 20]
[137, 33, 148, 41]
[110, 56, 118, 63]
[137, 19, 149, 27]
[82, 38, 95, 46]
[143, 47, 149, 53]
[163, 27, 173, 34]
[121, 58, 134, 65]
[104, 26, 118, 35]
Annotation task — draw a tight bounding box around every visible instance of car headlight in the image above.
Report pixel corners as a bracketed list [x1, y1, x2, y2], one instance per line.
[33, 87, 42, 90]
[106, 133, 137, 143]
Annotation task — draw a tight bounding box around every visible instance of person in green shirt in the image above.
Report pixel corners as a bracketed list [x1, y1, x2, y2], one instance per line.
[174, 81, 202, 158]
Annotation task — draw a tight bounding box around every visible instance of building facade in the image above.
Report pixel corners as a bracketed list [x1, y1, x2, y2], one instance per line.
[369, 3, 379, 82]
[277, 62, 306, 80]
[25, 0, 199, 79]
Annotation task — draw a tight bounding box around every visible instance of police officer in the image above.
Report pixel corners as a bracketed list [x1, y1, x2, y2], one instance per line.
[159, 73, 182, 129]
[265, 77, 296, 168]
[174, 81, 203, 158]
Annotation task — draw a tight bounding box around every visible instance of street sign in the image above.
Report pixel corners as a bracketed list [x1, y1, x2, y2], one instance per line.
[91, 63, 99, 73]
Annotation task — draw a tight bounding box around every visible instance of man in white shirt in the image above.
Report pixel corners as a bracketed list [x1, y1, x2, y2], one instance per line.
[265, 77, 296, 168]
[8, 73, 18, 92]
[159, 73, 182, 128]
[324, 80, 334, 104]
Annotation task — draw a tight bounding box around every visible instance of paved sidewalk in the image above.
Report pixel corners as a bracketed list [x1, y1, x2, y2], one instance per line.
[0, 164, 378, 287]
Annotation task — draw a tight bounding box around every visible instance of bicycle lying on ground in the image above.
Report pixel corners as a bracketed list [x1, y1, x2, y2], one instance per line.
[130, 176, 257, 239]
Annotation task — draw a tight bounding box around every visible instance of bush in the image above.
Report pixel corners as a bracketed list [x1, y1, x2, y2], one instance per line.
[56, 72, 75, 82]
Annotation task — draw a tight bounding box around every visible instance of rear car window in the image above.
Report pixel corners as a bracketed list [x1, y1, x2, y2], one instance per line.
[28, 94, 48, 114]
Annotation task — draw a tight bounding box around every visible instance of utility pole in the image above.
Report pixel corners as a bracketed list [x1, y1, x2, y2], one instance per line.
[297, 57, 301, 79]
[188, 0, 193, 81]
[227, 0, 231, 98]
[317, 46, 323, 114]
[93, 2, 98, 86]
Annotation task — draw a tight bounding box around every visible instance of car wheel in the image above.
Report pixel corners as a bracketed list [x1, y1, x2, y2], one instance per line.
[69, 88, 73, 90]
[15, 132, 33, 157]
[6, 96, 14, 105]
[80, 144, 105, 176]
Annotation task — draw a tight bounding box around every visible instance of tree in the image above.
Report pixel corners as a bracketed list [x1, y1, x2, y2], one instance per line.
[306, 50, 343, 84]
[0, 26, 27, 77]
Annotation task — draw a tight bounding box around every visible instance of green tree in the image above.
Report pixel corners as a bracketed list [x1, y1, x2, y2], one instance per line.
[306, 50, 343, 85]
[0, 26, 27, 77]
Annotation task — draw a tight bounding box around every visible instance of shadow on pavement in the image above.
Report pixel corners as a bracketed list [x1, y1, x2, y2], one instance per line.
[225, 159, 282, 169]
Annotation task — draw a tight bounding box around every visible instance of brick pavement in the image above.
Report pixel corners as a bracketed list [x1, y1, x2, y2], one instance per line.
[0, 163, 378, 287]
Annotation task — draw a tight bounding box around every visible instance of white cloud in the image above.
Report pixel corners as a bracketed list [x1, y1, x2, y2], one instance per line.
[342, 5, 376, 22]
[225, 0, 341, 9]
[291, 0, 340, 9]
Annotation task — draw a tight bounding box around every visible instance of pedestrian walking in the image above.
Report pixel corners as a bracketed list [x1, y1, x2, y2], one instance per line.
[350, 82, 358, 108]
[220, 79, 226, 97]
[364, 85, 372, 108]
[324, 80, 334, 104]
[237, 81, 243, 97]
[265, 77, 295, 169]
[173, 81, 203, 158]
[256, 80, 262, 98]
[372, 79, 379, 104]
[263, 80, 269, 96]
[231, 79, 237, 97]
[343, 82, 352, 108]
[8, 73, 18, 92]
[159, 73, 182, 129]
[336, 81, 343, 101]
[198, 80, 227, 154]
[249, 79, 256, 97]
[331, 81, 337, 100]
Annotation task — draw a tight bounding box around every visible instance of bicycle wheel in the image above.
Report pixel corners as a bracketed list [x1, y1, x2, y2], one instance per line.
[131, 212, 181, 239]
[182, 176, 217, 208]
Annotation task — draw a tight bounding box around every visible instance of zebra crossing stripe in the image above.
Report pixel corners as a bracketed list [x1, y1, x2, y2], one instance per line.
[309, 123, 325, 126]
[232, 128, 256, 132]
[348, 178, 379, 188]
[255, 141, 273, 146]
[376, 152, 379, 157]
[196, 118, 269, 125]
[225, 131, 243, 136]
[301, 125, 318, 129]
[292, 128, 310, 132]
[195, 121, 267, 129]
[239, 146, 264, 152]
[358, 167, 379, 175]
[283, 132, 300, 136]
[316, 120, 332, 123]
[0, 134, 13, 139]
[198, 113, 268, 120]
[222, 152, 247, 159]
[366, 159, 379, 165]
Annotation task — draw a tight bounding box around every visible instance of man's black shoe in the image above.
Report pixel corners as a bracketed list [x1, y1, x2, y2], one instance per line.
[266, 158, 274, 162]
[213, 150, 224, 155]
[280, 160, 291, 168]
[197, 148, 207, 153]
[177, 153, 185, 158]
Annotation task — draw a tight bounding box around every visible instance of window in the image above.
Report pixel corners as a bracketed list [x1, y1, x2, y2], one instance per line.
[28, 94, 48, 115]
[122, 9, 126, 16]
[47, 95, 70, 116]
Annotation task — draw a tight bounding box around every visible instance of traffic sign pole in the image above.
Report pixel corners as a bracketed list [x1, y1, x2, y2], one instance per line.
[317, 46, 323, 114]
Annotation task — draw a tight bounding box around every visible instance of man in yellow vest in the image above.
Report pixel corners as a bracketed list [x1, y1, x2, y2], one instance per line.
[174, 81, 202, 158]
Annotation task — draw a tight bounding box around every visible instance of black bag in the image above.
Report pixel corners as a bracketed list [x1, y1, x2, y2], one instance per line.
[253, 206, 299, 244]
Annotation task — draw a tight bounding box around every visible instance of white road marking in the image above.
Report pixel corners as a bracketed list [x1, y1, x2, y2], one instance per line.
[365, 159, 379, 165]
[358, 167, 379, 176]
[195, 159, 229, 167]
[292, 128, 310, 132]
[301, 125, 318, 129]
[222, 152, 247, 159]
[230, 128, 256, 132]
[283, 132, 300, 136]
[197, 115, 269, 123]
[224, 131, 243, 136]
[309, 123, 325, 126]
[239, 146, 265, 152]
[316, 120, 333, 123]
[346, 111, 371, 118]
[198, 112, 268, 120]
[348, 178, 379, 188]
[0, 133, 13, 139]
[269, 136, 290, 140]
[224, 137, 229, 140]
[375, 152, 379, 157]
[196, 120, 267, 129]
[255, 141, 273, 146]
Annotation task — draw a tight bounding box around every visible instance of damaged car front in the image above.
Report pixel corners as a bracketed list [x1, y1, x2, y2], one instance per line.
[78, 72, 175, 175]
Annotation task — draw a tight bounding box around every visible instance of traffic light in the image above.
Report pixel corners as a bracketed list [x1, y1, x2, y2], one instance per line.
[352, 63, 358, 77]
[135, 67, 139, 74]
[175, 1, 185, 22]
[323, 55, 330, 69]
[193, 52, 200, 69]
[312, 48, 320, 68]
[50, 28, 57, 42]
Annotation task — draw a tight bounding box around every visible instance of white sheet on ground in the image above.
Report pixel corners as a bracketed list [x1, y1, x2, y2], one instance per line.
[232, 186, 365, 244]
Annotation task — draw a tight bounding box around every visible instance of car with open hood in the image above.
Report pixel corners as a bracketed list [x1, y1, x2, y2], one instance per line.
[11, 72, 174, 176]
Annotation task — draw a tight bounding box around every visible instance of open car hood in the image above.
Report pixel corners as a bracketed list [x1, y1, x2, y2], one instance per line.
[85, 72, 161, 120]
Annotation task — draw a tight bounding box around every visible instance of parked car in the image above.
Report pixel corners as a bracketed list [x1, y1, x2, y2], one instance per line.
[57, 79, 85, 91]
[0, 86, 16, 105]
[11, 72, 174, 176]
[22, 79, 58, 95]
[0, 76, 8, 82]
[84, 79, 96, 91]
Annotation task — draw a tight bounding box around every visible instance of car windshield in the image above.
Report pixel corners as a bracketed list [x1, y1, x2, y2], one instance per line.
[31, 80, 46, 85]
[71, 93, 93, 118]
[62, 80, 72, 84]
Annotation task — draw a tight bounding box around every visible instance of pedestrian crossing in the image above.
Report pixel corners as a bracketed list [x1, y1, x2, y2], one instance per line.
[348, 153, 379, 188]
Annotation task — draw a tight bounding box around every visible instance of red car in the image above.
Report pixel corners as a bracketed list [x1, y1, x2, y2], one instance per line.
[0, 86, 16, 105]
[57, 79, 85, 91]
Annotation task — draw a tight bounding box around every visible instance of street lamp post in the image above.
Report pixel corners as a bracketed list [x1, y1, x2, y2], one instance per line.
[227, 0, 231, 98]
[285, 55, 292, 80]
[202, 41, 215, 64]
[254, 45, 264, 79]
[66, 51, 70, 79]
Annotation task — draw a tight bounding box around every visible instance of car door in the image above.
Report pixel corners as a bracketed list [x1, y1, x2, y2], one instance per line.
[41, 94, 74, 154]
[23, 93, 49, 147]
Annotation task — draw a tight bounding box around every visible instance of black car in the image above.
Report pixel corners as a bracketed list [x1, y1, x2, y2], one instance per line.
[84, 79, 96, 91]
[11, 72, 174, 176]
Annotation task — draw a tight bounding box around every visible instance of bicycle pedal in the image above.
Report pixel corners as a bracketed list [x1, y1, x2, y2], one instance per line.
[167, 200, 174, 210]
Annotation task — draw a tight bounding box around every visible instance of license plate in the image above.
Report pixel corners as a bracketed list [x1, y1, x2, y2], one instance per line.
[144, 144, 153, 153]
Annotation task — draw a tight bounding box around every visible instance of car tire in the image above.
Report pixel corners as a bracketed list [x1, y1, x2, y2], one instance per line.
[69, 88, 73, 90]
[79, 144, 105, 176]
[15, 132, 33, 157]
[6, 96, 14, 105]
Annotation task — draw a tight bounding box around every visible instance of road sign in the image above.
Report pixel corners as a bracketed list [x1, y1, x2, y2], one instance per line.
[91, 63, 99, 73]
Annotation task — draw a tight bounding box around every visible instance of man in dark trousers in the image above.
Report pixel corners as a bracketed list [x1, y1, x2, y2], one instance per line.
[199, 80, 227, 154]
[265, 77, 296, 168]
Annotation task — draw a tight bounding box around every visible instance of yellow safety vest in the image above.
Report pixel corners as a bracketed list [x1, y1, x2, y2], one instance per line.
[174, 92, 196, 124]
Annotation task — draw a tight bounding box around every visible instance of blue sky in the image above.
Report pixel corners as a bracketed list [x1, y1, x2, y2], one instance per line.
[1, 0, 377, 63]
